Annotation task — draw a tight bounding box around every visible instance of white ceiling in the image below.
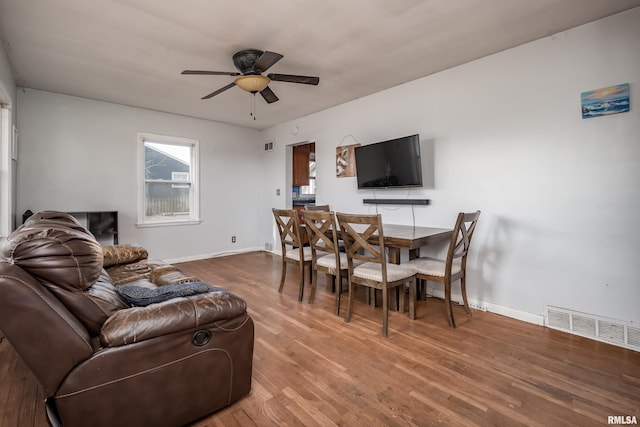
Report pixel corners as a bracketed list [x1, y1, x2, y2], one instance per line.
[1, 1, 639, 129]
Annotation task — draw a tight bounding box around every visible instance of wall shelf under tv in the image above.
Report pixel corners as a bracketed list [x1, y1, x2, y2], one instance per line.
[362, 199, 430, 205]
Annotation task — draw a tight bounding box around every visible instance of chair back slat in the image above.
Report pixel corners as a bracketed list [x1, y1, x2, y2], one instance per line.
[447, 210, 481, 265]
[336, 212, 386, 265]
[302, 210, 339, 258]
[272, 208, 304, 251]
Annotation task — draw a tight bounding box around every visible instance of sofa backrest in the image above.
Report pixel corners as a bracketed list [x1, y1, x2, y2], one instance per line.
[0, 261, 95, 396]
[0, 212, 116, 334]
[0, 212, 121, 395]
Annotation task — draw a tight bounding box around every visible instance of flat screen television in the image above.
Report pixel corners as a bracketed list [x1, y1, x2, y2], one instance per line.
[354, 134, 423, 189]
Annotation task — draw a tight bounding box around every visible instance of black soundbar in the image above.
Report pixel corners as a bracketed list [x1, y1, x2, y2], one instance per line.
[362, 199, 430, 205]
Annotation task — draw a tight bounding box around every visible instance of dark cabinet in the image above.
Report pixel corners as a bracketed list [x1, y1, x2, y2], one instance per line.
[292, 144, 311, 186]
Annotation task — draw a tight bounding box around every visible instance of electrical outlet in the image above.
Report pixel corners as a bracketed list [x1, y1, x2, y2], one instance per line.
[231, 236, 236, 243]
[276, 188, 280, 196]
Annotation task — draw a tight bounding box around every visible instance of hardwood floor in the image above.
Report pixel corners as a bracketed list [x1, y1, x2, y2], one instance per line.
[1, 251, 639, 426]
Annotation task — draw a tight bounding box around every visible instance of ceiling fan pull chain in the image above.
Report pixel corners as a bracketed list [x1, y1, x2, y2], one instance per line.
[250, 93, 256, 120]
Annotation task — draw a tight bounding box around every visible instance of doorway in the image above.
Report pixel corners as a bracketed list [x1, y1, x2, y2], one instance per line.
[291, 142, 315, 207]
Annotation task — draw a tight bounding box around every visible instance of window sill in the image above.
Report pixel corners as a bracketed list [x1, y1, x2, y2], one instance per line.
[136, 219, 202, 228]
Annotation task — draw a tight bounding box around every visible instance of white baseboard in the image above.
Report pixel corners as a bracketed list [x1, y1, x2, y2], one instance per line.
[165, 246, 264, 264]
[427, 288, 544, 326]
[484, 301, 545, 325]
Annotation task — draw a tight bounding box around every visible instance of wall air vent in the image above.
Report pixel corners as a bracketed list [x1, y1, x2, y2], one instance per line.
[572, 314, 596, 337]
[546, 306, 639, 352]
[628, 326, 640, 348]
[599, 321, 625, 344]
[547, 309, 570, 330]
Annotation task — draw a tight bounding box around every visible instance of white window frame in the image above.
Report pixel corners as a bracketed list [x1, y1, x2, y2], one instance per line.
[137, 132, 200, 227]
[0, 105, 12, 237]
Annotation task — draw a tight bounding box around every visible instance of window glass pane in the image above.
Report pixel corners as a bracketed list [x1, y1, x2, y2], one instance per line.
[144, 141, 191, 180]
[145, 181, 192, 218]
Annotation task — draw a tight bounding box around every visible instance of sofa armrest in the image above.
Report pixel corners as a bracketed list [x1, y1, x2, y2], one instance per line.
[150, 265, 200, 286]
[99, 289, 247, 347]
[102, 245, 148, 268]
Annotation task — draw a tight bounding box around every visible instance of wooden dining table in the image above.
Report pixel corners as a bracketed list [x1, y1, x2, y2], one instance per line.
[380, 224, 453, 264]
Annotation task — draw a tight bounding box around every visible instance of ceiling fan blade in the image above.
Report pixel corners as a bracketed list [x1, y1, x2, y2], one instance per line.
[182, 70, 240, 76]
[268, 73, 319, 85]
[260, 86, 279, 104]
[201, 82, 236, 99]
[252, 51, 283, 73]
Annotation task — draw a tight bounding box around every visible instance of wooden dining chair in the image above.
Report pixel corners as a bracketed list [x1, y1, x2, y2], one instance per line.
[272, 208, 313, 302]
[408, 210, 481, 328]
[336, 212, 417, 337]
[301, 210, 350, 314]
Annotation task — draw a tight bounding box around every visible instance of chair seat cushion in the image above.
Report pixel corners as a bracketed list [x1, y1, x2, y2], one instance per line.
[316, 252, 347, 272]
[117, 281, 217, 306]
[285, 246, 313, 262]
[409, 257, 462, 277]
[317, 253, 363, 274]
[353, 262, 416, 282]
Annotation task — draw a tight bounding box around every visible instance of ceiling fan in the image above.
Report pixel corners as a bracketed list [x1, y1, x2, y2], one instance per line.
[181, 49, 320, 104]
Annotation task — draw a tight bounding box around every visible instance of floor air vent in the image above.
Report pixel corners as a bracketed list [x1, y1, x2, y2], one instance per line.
[546, 306, 639, 352]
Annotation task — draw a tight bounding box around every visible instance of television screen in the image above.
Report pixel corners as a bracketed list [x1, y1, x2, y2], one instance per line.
[354, 134, 423, 189]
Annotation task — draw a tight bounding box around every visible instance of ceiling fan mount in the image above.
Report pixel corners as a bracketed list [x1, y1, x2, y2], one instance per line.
[181, 49, 320, 104]
[232, 49, 265, 75]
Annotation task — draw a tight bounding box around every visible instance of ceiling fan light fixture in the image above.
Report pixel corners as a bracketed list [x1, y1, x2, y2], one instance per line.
[235, 75, 270, 93]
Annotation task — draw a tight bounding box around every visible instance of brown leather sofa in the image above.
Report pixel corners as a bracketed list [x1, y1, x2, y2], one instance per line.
[0, 211, 254, 427]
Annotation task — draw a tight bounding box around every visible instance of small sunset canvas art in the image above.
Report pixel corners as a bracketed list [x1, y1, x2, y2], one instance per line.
[581, 83, 630, 119]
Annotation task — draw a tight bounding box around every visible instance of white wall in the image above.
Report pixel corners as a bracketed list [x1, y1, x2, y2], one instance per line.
[261, 8, 640, 324]
[16, 89, 263, 260]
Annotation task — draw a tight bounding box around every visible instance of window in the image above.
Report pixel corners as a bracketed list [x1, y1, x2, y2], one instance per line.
[137, 133, 200, 226]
